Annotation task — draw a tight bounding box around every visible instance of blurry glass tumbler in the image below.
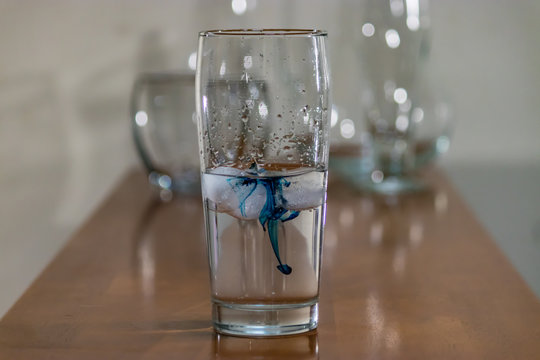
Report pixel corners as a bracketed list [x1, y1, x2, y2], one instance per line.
[330, 0, 452, 194]
[131, 72, 200, 196]
[196, 29, 330, 336]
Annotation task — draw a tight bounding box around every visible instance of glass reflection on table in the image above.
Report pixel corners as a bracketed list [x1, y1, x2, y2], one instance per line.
[213, 332, 318, 359]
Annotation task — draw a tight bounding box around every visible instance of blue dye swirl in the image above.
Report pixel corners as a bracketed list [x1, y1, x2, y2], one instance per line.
[227, 176, 299, 275]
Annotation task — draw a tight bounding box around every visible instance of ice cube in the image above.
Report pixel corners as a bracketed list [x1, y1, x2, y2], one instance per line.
[202, 171, 238, 213]
[202, 167, 266, 220]
[230, 184, 266, 220]
[282, 172, 325, 210]
[283, 188, 324, 211]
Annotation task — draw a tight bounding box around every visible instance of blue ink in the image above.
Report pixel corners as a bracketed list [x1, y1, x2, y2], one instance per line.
[227, 175, 299, 275]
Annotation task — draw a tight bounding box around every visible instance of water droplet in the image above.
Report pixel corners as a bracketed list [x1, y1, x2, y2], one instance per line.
[287, 154, 294, 160]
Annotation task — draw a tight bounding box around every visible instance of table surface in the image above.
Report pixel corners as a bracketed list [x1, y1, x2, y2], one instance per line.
[1, 169, 539, 359]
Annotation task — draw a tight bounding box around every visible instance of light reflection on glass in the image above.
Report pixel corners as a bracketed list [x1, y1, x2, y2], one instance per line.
[362, 22, 375, 37]
[202, 95, 208, 110]
[385, 29, 400, 48]
[157, 174, 172, 189]
[330, 106, 339, 127]
[219, 61, 227, 76]
[135, 110, 148, 127]
[258, 102, 268, 118]
[411, 107, 424, 123]
[243, 55, 252, 69]
[188, 52, 197, 70]
[436, 135, 450, 153]
[371, 170, 384, 184]
[393, 88, 408, 104]
[405, 0, 420, 31]
[395, 115, 409, 132]
[231, 0, 247, 15]
[340, 118, 355, 139]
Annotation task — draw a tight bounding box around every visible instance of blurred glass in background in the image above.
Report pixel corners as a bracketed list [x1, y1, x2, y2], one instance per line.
[329, 0, 454, 194]
[131, 72, 200, 199]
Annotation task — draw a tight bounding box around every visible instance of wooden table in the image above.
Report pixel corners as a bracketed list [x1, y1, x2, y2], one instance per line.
[1, 169, 539, 359]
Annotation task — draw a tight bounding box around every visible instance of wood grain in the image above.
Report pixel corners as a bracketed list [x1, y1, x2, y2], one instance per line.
[0, 169, 539, 359]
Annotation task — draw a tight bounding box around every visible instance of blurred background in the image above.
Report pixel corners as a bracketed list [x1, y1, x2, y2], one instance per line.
[0, 0, 539, 317]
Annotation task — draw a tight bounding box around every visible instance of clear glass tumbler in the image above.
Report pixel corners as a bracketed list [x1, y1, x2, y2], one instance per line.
[131, 72, 200, 196]
[196, 29, 330, 336]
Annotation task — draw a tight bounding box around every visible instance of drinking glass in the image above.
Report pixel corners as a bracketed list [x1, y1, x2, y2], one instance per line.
[329, 0, 453, 194]
[196, 29, 330, 336]
[131, 72, 200, 197]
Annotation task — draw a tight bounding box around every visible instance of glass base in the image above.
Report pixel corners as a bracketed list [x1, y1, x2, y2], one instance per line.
[212, 299, 318, 337]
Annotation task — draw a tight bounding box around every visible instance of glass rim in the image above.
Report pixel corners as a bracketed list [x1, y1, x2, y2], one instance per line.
[199, 29, 328, 37]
